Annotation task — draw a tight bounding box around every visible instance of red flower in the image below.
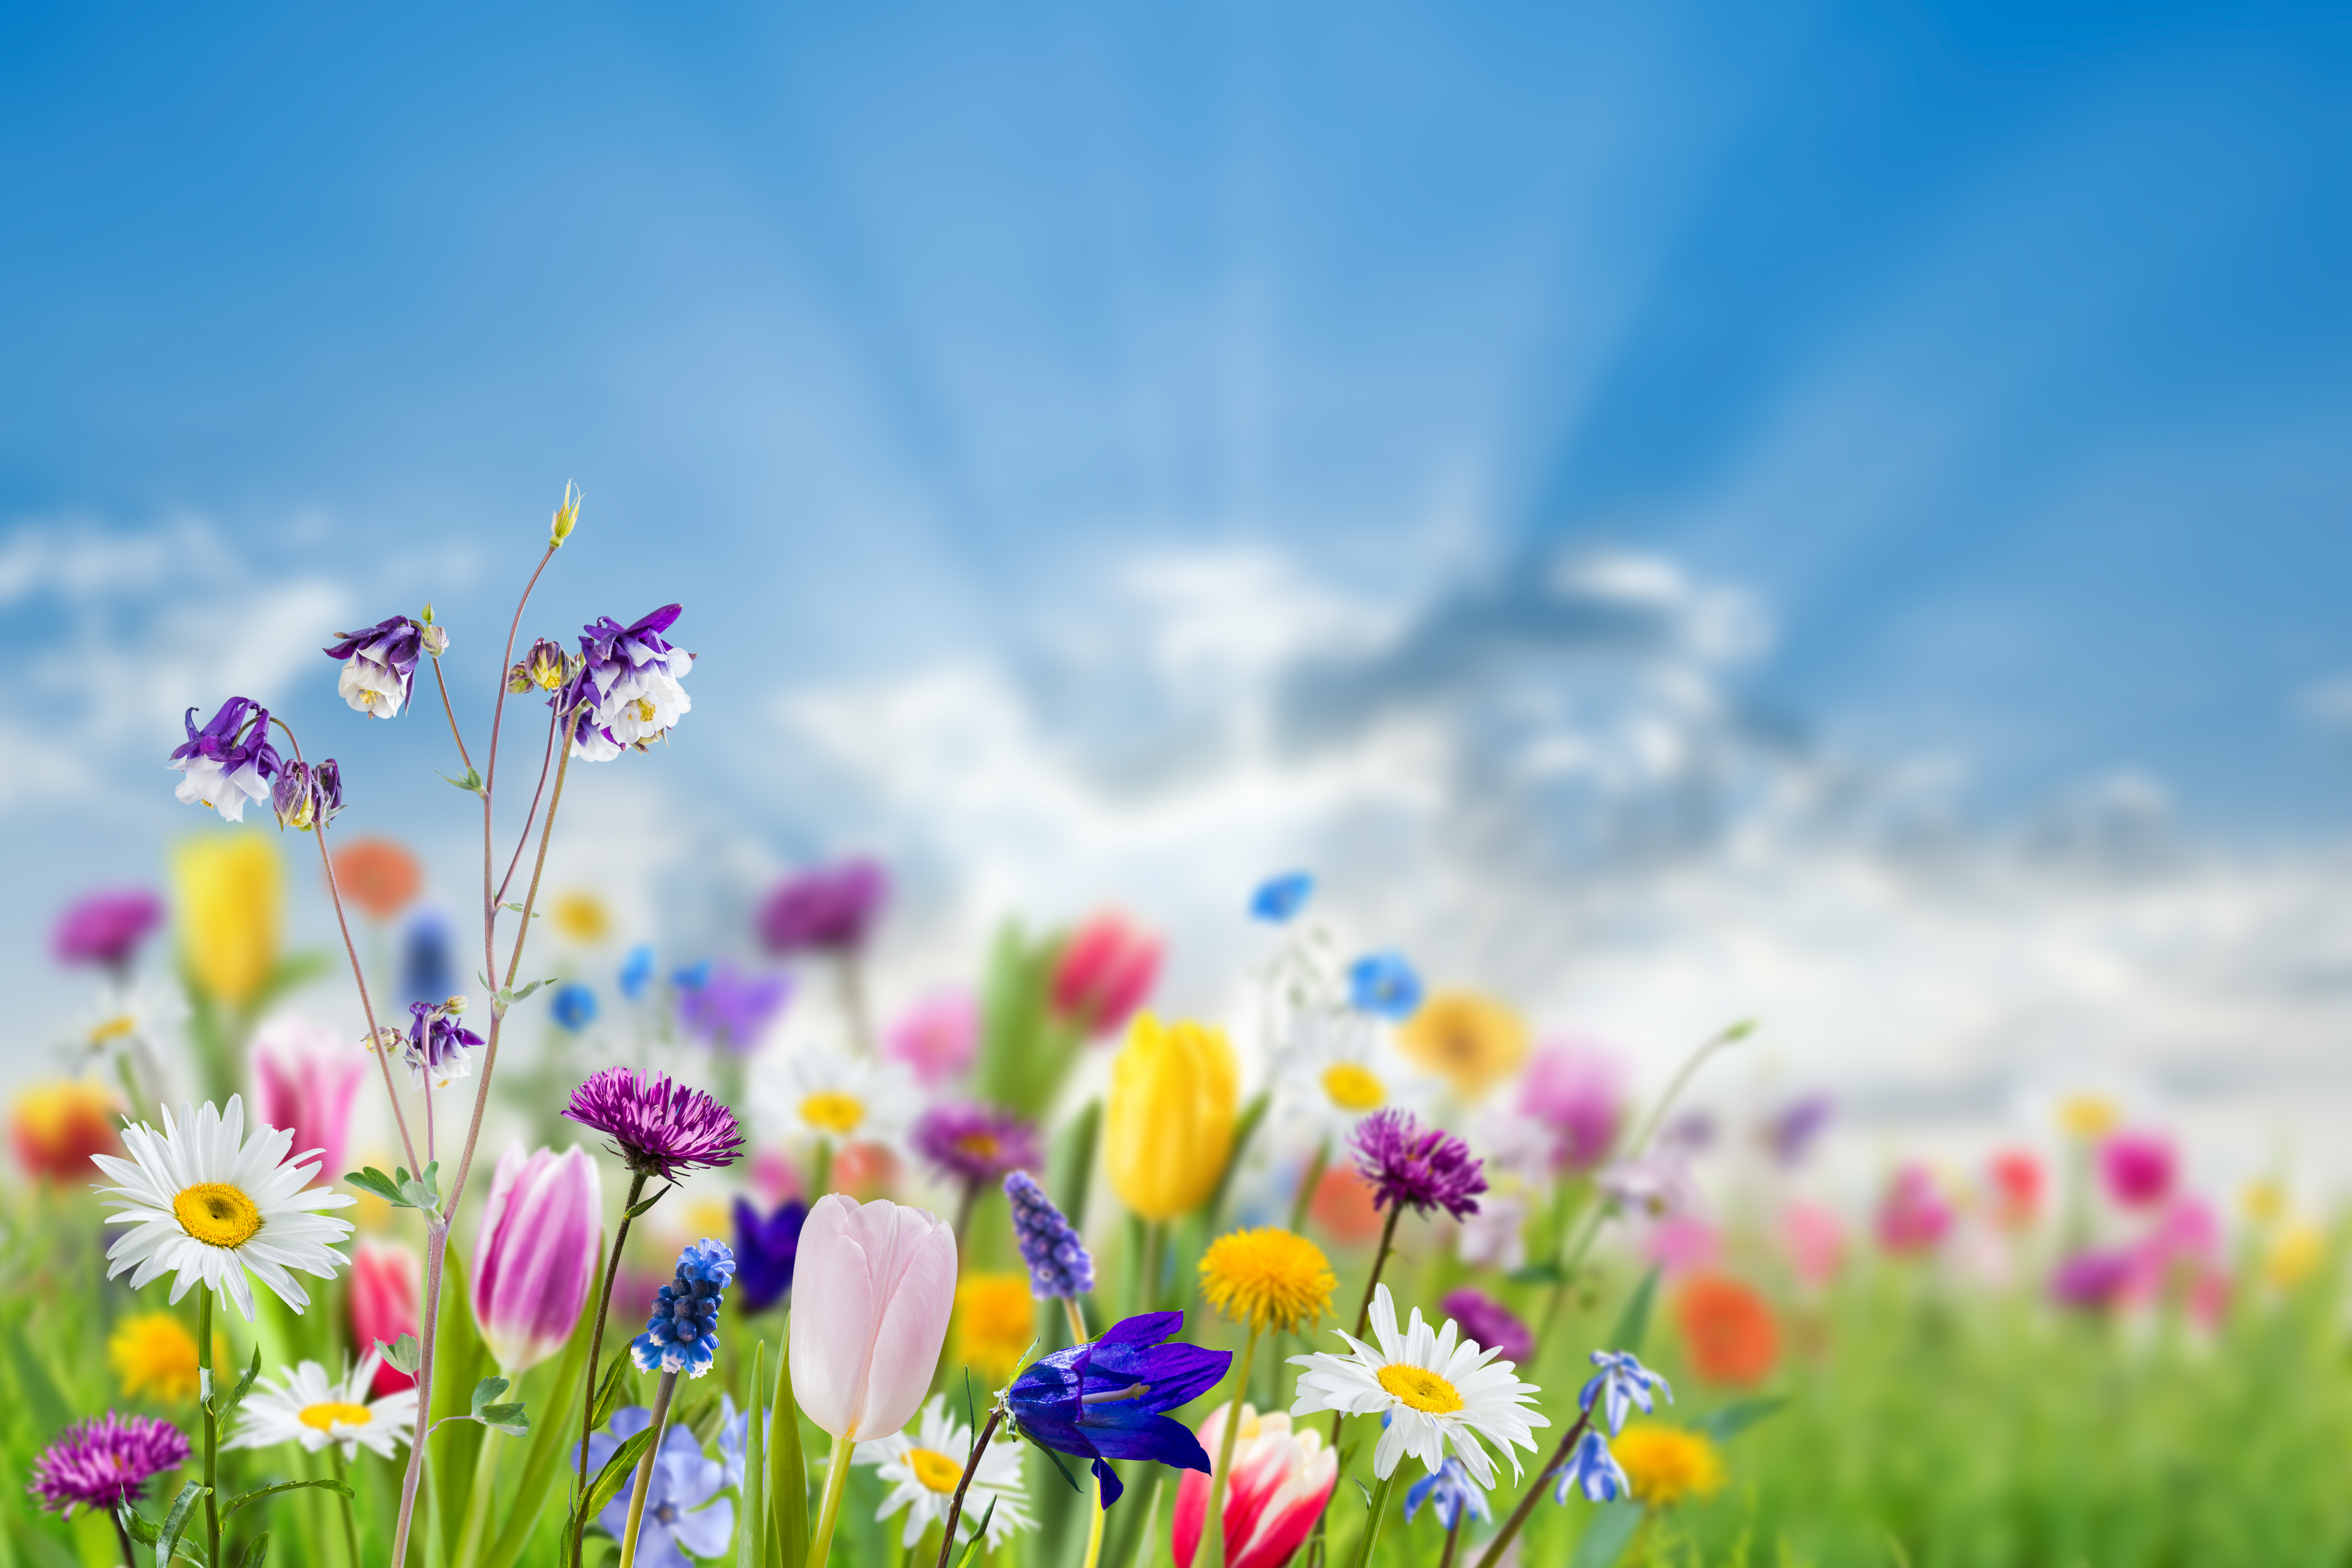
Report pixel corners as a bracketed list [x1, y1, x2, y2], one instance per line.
[1986, 1148, 2044, 1228]
[1049, 912, 1162, 1038]
[350, 1240, 421, 1396]
[1675, 1274, 1780, 1387]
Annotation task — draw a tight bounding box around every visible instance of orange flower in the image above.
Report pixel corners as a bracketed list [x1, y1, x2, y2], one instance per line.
[11, 1080, 122, 1180]
[332, 837, 422, 922]
[1675, 1273, 1779, 1386]
[1307, 1165, 1385, 1246]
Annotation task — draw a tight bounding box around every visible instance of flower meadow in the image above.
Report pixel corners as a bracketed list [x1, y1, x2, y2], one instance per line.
[9, 493, 2352, 1568]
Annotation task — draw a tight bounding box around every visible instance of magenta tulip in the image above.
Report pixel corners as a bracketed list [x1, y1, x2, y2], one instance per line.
[787, 1195, 956, 1440]
[471, 1142, 603, 1372]
[252, 1017, 368, 1185]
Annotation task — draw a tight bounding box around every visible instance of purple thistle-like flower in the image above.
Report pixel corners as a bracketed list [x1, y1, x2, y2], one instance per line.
[271, 757, 344, 833]
[1006, 1170, 1095, 1299]
[166, 697, 281, 822]
[756, 859, 889, 955]
[1439, 1287, 1533, 1365]
[564, 1067, 744, 1180]
[28, 1412, 189, 1518]
[631, 1239, 736, 1377]
[52, 891, 164, 969]
[732, 1197, 805, 1313]
[913, 1102, 1041, 1188]
[673, 963, 791, 1054]
[566, 605, 694, 763]
[1350, 1108, 1488, 1220]
[323, 614, 423, 720]
[404, 1000, 485, 1088]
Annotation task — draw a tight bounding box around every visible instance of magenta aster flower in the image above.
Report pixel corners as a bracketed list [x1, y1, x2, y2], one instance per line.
[1517, 1042, 1625, 1173]
[1439, 1286, 1533, 1364]
[1350, 1107, 1487, 1220]
[912, 1102, 1042, 1186]
[756, 859, 888, 955]
[563, 1067, 744, 1180]
[28, 1412, 189, 1518]
[51, 891, 164, 970]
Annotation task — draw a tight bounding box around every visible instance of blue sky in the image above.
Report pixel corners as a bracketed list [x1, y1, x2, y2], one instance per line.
[8, 3, 2352, 1147]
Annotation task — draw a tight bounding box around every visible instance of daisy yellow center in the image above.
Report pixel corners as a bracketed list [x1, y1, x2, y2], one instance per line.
[172, 1183, 262, 1248]
[1199, 1227, 1337, 1332]
[1320, 1063, 1386, 1113]
[906, 1447, 963, 1493]
[1377, 1363, 1463, 1414]
[88, 1014, 137, 1044]
[298, 1401, 373, 1432]
[801, 1091, 865, 1136]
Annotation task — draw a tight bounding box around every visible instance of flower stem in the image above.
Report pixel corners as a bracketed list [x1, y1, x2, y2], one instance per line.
[618, 1369, 678, 1568]
[1199, 1324, 1263, 1568]
[1287, 1138, 1330, 1234]
[331, 1449, 360, 1568]
[573, 1170, 650, 1567]
[1437, 1510, 1464, 1568]
[1142, 1221, 1167, 1315]
[1066, 1296, 1105, 1568]
[1313, 1205, 1404, 1555]
[454, 1394, 507, 1568]
[111, 1507, 138, 1568]
[1345, 1470, 1398, 1568]
[809, 1142, 833, 1201]
[389, 1218, 450, 1568]
[808, 1420, 863, 1568]
[199, 1288, 220, 1568]
[1470, 1406, 1593, 1568]
[928, 1408, 1002, 1568]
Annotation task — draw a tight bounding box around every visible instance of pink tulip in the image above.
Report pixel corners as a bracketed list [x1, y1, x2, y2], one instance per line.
[787, 1195, 957, 1440]
[1875, 1164, 1953, 1254]
[1782, 1202, 1846, 1289]
[1049, 912, 1162, 1039]
[470, 1142, 603, 1373]
[884, 992, 980, 1087]
[350, 1240, 420, 1396]
[1172, 1403, 1336, 1568]
[252, 1016, 367, 1184]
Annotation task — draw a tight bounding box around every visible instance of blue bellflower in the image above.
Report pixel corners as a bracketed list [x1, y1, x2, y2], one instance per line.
[1556, 1429, 1631, 1504]
[632, 1239, 736, 1377]
[731, 1198, 805, 1313]
[1347, 951, 1424, 1020]
[1404, 1457, 1491, 1528]
[1580, 1350, 1671, 1436]
[1003, 1310, 1229, 1507]
[1248, 871, 1314, 923]
[1006, 1171, 1095, 1299]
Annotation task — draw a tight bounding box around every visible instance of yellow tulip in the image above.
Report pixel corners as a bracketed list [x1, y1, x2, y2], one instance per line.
[1398, 989, 1529, 1100]
[1107, 1012, 1238, 1221]
[172, 834, 280, 1007]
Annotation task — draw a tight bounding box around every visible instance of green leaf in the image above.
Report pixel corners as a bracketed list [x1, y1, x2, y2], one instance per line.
[343, 1168, 407, 1205]
[237, 1535, 269, 1568]
[441, 764, 486, 794]
[157, 1480, 208, 1568]
[209, 1345, 262, 1431]
[1606, 1266, 1663, 1356]
[1049, 1098, 1101, 1234]
[1569, 1501, 1646, 1568]
[481, 1232, 604, 1568]
[624, 1183, 676, 1221]
[1507, 1260, 1567, 1286]
[949, 1497, 997, 1568]
[471, 1377, 511, 1413]
[589, 1351, 636, 1432]
[495, 978, 552, 1006]
[735, 1341, 767, 1568]
[221, 1478, 353, 1520]
[429, 1245, 493, 1566]
[478, 1403, 531, 1435]
[374, 1333, 422, 1376]
[679, 1392, 724, 1448]
[584, 1427, 658, 1520]
[1722, 1018, 1759, 1042]
[1699, 1394, 1791, 1442]
[766, 1322, 806, 1568]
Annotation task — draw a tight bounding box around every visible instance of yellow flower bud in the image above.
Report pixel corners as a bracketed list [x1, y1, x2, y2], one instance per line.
[1107, 1012, 1238, 1221]
[170, 834, 280, 1007]
[550, 481, 582, 547]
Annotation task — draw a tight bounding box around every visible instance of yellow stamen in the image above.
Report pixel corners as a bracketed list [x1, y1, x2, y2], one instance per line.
[1320, 1063, 1385, 1113]
[298, 1402, 373, 1432]
[800, 1091, 865, 1137]
[906, 1447, 963, 1494]
[172, 1183, 262, 1248]
[87, 1015, 137, 1044]
[1377, 1363, 1463, 1414]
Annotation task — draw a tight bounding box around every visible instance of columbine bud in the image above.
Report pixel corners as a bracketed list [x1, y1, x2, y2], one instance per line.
[525, 639, 566, 692]
[443, 995, 468, 1017]
[550, 482, 582, 548]
[270, 758, 344, 833]
[419, 622, 449, 657]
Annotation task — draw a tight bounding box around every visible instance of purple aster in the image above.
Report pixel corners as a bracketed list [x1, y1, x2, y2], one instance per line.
[1439, 1287, 1533, 1365]
[673, 963, 791, 1054]
[322, 614, 424, 719]
[28, 1412, 189, 1518]
[756, 859, 889, 955]
[631, 1239, 736, 1377]
[564, 1067, 744, 1180]
[566, 605, 694, 762]
[404, 1000, 485, 1087]
[1350, 1107, 1488, 1220]
[1006, 1170, 1095, 1299]
[51, 891, 164, 970]
[912, 1102, 1041, 1187]
[166, 696, 282, 822]
[731, 1197, 805, 1313]
[271, 756, 345, 833]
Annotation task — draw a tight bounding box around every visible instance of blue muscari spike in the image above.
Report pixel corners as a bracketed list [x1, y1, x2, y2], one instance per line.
[1006, 1171, 1095, 1299]
[631, 1239, 737, 1378]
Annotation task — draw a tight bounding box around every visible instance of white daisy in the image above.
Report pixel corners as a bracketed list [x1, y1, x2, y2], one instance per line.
[91, 1096, 357, 1320]
[1263, 925, 1430, 1143]
[771, 1046, 914, 1151]
[1288, 1283, 1549, 1487]
[852, 1394, 1032, 1549]
[226, 1352, 418, 1462]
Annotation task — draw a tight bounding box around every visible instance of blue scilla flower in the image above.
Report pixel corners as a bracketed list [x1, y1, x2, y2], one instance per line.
[632, 1239, 737, 1378]
[1404, 1457, 1490, 1528]
[1006, 1170, 1094, 1299]
[1248, 871, 1314, 923]
[1555, 1429, 1630, 1504]
[1580, 1349, 1671, 1436]
[671, 960, 713, 992]
[619, 943, 656, 1001]
[550, 982, 599, 1032]
[1347, 950, 1423, 1020]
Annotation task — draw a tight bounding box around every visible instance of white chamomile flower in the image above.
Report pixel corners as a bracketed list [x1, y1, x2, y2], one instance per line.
[91, 1096, 357, 1320]
[853, 1394, 1032, 1549]
[64, 976, 186, 1070]
[1263, 923, 1431, 1143]
[226, 1352, 417, 1461]
[772, 1046, 913, 1151]
[1288, 1283, 1549, 1488]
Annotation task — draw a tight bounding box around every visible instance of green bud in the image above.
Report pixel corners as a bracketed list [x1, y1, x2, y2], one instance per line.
[550, 481, 582, 548]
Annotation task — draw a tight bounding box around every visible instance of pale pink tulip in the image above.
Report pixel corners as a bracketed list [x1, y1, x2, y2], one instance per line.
[1172, 1404, 1336, 1568]
[787, 1195, 957, 1440]
[470, 1142, 603, 1373]
[350, 1240, 420, 1396]
[252, 1015, 367, 1183]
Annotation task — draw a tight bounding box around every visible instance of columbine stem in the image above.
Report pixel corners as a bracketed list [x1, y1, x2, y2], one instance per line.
[808, 1420, 862, 1568]
[1345, 1471, 1398, 1568]
[389, 1218, 450, 1568]
[617, 1370, 678, 1568]
[1470, 1406, 1593, 1568]
[198, 1288, 219, 1568]
[573, 1169, 651, 1567]
[928, 1409, 1002, 1568]
[1200, 1324, 1263, 1568]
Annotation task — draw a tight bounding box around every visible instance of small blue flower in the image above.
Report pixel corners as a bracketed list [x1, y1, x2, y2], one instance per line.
[671, 960, 713, 992]
[632, 1240, 737, 1378]
[549, 982, 599, 1032]
[1248, 871, 1314, 923]
[1404, 1457, 1490, 1528]
[619, 943, 656, 1001]
[1579, 1349, 1671, 1436]
[400, 909, 454, 1008]
[1006, 1171, 1095, 1299]
[1555, 1429, 1630, 1504]
[1346, 951, 1423, 1019]
[577, 1407, 733, 1568]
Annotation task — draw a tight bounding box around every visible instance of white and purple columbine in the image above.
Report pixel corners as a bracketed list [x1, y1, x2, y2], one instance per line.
[564, 606, 693, 762]
[167, 697, 282, 822]
[323, 614, 425, 720]
[404, 1000, 484, 1090]
[632, 1239, 735, 1377]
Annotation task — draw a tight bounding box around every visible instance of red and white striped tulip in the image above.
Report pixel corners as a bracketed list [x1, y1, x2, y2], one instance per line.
[1172, 1403, 1337, 1568]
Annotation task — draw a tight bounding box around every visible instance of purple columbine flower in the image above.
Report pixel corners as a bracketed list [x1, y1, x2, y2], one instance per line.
[565, 605, 694, 763]
[731, 1197, 805, 1313]
[28, 1412, 189, 1518]
[1351, 1107, 1488, 1220]
[1006, 1170, 1094, 1299]
[52, 890, 164, 970]
[756, 858, 889, 955]
[1439, 1287, 1533, 1365]
[323, 614, 424, 719]
[673, 963, 791, 1054]
[405, 1000, 484, 1088]
[166, 697, 281, 821]
[564, 1067, 745, 1180]
[271, 757, 344, 833]
[913, 1102, 1041, 1188]
[632, 1239, 736, 1377]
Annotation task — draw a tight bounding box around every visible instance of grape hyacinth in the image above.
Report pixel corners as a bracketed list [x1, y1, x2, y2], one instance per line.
[28, 1412, 190, 1517]
[1351, 1107, 1489, 1220]
[632, 1240, 736, 1377]
[1006, 1170, 1096, 1299]
[563, 1067, 745, 1180]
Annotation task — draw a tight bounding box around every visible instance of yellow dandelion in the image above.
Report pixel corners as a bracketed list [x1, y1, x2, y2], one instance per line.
[954, 1272, 1036, 1386]
[2056, 1094, 2119, 1140]
[1398, 991, 1529, 1100]
[1199, 1227, 1336, 1334]
[549, 891, 612, 943]
[2265, 1221, 2326, 1290]
[110, 1311, 201, 1403]
[1613, 1424, 1726, 1507]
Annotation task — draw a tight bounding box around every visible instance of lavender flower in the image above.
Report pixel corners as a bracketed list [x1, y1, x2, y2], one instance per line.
[1405, 1457, 1490, 1528]
[756, 859, 888, 955]
[1350, 1107, 1488, 1220]
[28, 1412, 189, 1517]
[1347, 951, 1423, 1019]
[564, 1067, 744, 1180]
[1006, 1170, 1095, 1299]
[166, 697, 281, 821]
[1580, 1350, 1671, 1436]
[673, 963, 790, 1053]
[1439, 1287, 1533, 1365]
[51, 891, 164, 970]
[632, 1240, 736, 1377]
[323, 614, 423, 719]
[271, 757, 344, 833]
[913, 1103, 1041, 1187]
[565, 606, 693, 762]
[404, 1000, 484, 1088]
[732, 1198, 805, 1313]
[1249, 871, 1313, 923]
[1554, 1429, 1630, 1504]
